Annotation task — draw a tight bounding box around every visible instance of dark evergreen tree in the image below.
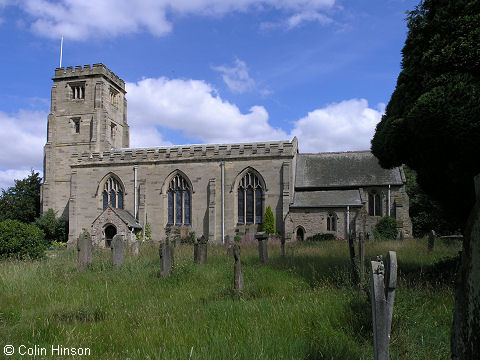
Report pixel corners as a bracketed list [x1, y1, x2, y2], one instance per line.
[371, 1, 480, 356]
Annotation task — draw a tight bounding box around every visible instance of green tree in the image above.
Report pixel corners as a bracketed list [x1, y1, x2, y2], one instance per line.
[0, 171, 42, 223]
[0, 219, 46, 260]
[373, 216, 398, 240]
[371, 1, 480, 356]
[262, 206, 275, 235]
[34, 208, 67, 245]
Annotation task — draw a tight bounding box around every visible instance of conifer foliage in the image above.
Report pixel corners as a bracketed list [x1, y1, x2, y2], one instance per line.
[262, 205, 275, 235]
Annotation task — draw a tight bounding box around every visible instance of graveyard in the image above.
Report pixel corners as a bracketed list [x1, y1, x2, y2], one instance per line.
[0, 237, 460, 359]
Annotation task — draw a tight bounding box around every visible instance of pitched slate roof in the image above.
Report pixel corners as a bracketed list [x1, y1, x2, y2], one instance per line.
[112, 208, 142, 229]
[291, 190, 363, 208]
[295, 151, 404, 189]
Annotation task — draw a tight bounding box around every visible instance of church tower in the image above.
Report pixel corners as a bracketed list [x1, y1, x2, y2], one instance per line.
[41, 64, 129, 219]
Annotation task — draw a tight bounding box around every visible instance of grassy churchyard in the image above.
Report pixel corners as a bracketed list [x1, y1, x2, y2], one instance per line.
[0, 238, 459, 359]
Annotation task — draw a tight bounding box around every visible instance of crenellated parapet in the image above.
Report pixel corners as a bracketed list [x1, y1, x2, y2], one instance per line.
[72, 139, 297, 167]
[54, 63, 125, 92]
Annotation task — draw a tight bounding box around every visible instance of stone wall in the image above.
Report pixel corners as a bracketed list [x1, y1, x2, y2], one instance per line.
[69, 140, 297, 244]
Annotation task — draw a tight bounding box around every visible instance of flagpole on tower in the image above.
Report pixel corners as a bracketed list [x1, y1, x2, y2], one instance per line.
[59, 35, 64, 67]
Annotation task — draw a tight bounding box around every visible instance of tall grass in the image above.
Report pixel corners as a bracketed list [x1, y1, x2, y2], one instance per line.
[0, 238, 459, 359]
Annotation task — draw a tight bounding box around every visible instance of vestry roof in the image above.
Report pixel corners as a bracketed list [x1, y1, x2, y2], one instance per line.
[292, 190, 363, 208]
[295, 151, 405, 189]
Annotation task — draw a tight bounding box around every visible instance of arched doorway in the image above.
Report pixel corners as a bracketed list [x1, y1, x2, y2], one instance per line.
[104, 225, 117, 248]
[296, 227, 305, 241]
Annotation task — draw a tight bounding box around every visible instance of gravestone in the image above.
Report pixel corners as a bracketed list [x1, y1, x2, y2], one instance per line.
[131, 241, 141, 256]
[255, 231, 268, 264]
[370, 251, 397, 360]
[428, 230, 436, 252]
[194, 235, 208, 264]
[111, 234, 126, 266]
[159, 238, 174, 277]
[77, 229, 93, 271]
[233, 243, 244, 294]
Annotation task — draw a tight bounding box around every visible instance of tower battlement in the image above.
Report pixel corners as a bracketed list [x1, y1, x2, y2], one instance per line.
[54, 63, 125, 91]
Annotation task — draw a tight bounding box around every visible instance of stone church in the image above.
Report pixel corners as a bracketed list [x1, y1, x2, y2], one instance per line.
[40, 64, 412, 246]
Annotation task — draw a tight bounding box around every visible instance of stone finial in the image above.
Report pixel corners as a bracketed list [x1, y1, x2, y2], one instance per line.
[77, 229, 93, 271]
[111, 234, 126, 266]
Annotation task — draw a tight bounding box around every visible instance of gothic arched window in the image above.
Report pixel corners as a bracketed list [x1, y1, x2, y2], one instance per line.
[368, 191, 382, 216]
[103, 176, 124, 210]
[167, 174, 191, 226]
[327, 213, 337, 231]
[238, 172, 263, 225]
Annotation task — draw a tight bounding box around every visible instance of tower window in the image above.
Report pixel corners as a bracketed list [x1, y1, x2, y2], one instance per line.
[71, 83, 85, 99]
[110, 88, 119, 107]
[110, 123, 116, 140]
[72, 118, 80, 133]
[102, 176, 124, 210]
[237, 171, 263, 225]
[167, 174, 191, 226]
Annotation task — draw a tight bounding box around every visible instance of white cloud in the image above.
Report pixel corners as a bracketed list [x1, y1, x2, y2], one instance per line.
[290, 98, 384, 153]
[11, 0, 336, 40]
[286, 11, 333, 29]
[126, 77, 287, 146]
[0, 109, 47, 190]
[212, 58, 257, 94]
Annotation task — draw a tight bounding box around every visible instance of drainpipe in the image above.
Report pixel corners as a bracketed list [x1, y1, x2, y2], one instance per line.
[388, 184, 391, 217]
[134, 165, 138, 219]
[346, 205, 350, 241]
[221, 161, 225, 244]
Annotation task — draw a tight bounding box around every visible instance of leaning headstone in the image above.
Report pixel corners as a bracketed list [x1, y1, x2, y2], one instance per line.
[428, 230, 436, 252]
[77, 229, 93, 271]
[111, 234, 126, 266]
[255, 231, 269, 264]
[370, 251, 397, 360]
[131, 241, 141, 256]
[194, 235, 208, 264]
[159, 238, 174, 277]
[233, 243, 244, 294]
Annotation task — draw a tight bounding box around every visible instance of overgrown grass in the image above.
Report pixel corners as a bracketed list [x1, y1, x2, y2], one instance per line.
[0, 238, 460, 359]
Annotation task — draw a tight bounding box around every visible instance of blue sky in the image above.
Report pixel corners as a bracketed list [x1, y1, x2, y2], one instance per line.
[0, 0, 418, 190]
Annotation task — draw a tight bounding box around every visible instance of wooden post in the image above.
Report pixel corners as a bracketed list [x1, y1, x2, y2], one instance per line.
[358, 232, 365, 296]
[371, 251, 397, 360]
[428, 230, 435, 252]
[348, 232, 359, 285]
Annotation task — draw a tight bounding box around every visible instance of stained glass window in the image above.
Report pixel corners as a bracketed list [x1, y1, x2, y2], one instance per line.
[237, 171, 263, 225]
[102, 176, 124, 210]
[167, 174, 191, 226]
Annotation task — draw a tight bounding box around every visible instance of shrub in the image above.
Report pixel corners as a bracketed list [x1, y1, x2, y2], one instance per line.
[234, 235, 242, 243]
[262, 205, 275, 235]
[306, 233, 336, 242]
[374, 216, 398, 240]
[35, 208, 67, 245]
[0, 219, 46, 260]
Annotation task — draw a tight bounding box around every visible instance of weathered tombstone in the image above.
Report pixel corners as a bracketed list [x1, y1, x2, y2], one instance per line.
[255, 231, 268, 264]
[77, 229, 93, 271]
[428, 229, 436, 252]
[233, 243, 244, 294]
[159, 238, 174, 277]
[370, 251, 397, 360]
[348, 232, 359, 285]
[111, 234, 126, 266]
[196, 235, 208, 264]
[131, 241, 141, 256]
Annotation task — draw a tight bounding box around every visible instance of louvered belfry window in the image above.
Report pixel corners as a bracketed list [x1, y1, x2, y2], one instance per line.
[167, 174, 191, 226]
[103, 176, 124, 210]
[237, 172, 263, 225]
